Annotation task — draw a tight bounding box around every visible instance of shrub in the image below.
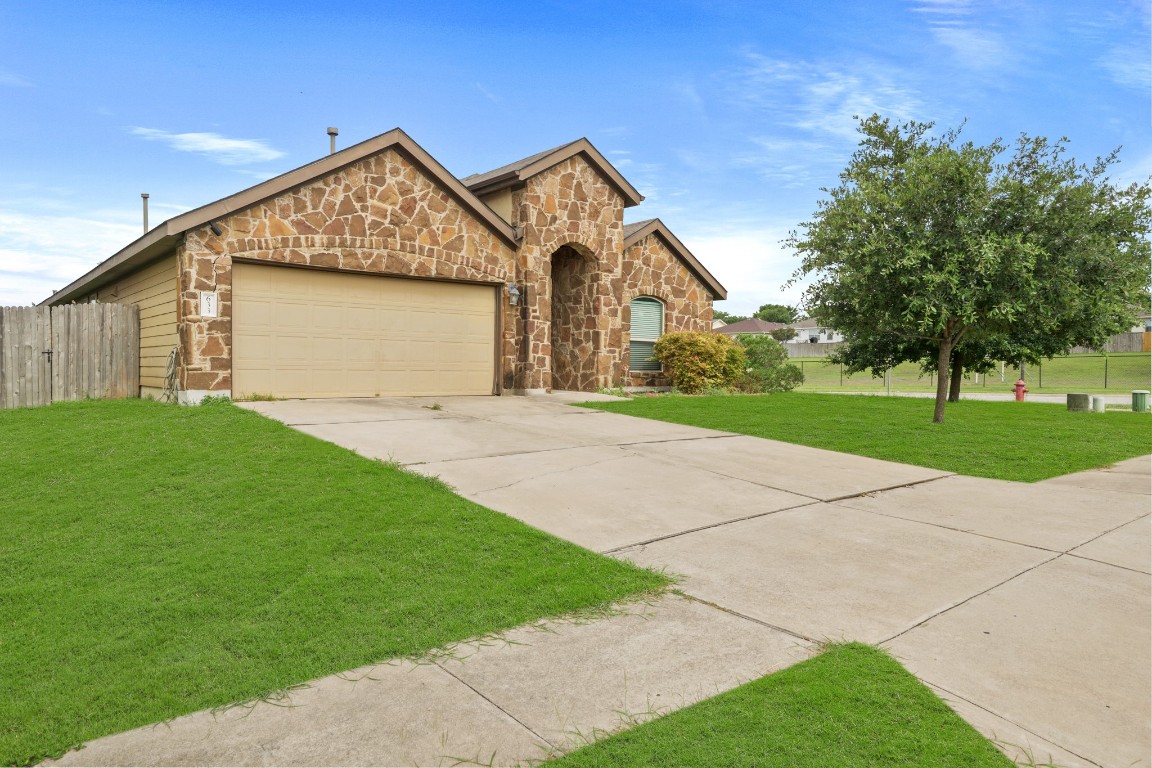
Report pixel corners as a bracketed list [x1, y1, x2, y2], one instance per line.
[735, 334, 805, 393]
[653, 332, 747, 394]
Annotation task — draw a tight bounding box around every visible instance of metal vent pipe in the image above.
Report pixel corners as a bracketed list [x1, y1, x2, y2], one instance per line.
[327, 126, 338, 155]
[141, 193, 149, 233]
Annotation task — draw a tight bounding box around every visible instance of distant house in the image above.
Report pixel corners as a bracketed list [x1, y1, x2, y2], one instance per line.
[715, 317, 787, 336]
[789, 318, 843, 344]
[711, 318, 728, 330]
[1131, 310, 1152, 334]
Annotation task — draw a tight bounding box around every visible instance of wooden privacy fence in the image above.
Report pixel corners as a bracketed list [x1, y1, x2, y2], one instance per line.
[0, 304, 140, 409]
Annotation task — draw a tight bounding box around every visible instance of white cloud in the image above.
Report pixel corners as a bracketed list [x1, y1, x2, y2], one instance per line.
[1096, 43, 1151, 89]
[906, 0, 1015, 72]
[0, 207, 143, 305]
[723, 54, 926, 187]
[0, 70, 33, 87]
[474, 83, 500, 103]
[909, 0, 973, 15]
[928, 24, 1011, 68]
[676, 223, 811, 316]
[129, 127, 285, 165]
[736, 54, 926, 141]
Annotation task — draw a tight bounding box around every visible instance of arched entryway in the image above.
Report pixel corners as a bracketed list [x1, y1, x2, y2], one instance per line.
[549, 243, 598, 391]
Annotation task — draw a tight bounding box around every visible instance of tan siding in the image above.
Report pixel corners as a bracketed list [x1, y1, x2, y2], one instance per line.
[90, 254, 177, 390]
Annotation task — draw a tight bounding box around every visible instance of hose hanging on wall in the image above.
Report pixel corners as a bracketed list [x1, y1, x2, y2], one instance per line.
[161, 346, 178, 403]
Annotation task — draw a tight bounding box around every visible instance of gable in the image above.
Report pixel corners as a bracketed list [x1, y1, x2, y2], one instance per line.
[46, 129, 518, 305]
[623, 219, 726, 300]
[463, 138, 644, 208]
[215, 147, 517, 268]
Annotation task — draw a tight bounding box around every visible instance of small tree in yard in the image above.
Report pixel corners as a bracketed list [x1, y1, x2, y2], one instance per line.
[769, 327, 798, 343]
[788, 115, 1151, 423]
[653, 331, 746, 394]
[736, 334, 804, 392]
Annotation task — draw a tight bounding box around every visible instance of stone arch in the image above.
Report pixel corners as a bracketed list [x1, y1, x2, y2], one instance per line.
[549, 242, 599, 391]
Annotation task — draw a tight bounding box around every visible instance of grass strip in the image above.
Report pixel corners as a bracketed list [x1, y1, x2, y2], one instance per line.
[550, 643, 1013, 768]
[587, 393, 1150, 481]
[0, 399, 667, 766]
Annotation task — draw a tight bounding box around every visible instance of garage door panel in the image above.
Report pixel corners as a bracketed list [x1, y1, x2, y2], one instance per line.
[233, 265, 496, 398]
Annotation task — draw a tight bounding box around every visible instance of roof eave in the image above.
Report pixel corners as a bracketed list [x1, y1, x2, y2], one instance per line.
[43, 225, 182, 305]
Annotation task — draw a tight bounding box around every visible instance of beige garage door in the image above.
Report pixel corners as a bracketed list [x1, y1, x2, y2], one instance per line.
[232, 264, 497, 398]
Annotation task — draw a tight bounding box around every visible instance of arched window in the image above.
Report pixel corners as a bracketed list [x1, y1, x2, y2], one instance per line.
[629, 296, 664, 371]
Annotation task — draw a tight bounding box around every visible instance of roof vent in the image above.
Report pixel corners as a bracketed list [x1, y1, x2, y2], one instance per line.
[327, 127, 338, 155]
[141, 193, 149, 234]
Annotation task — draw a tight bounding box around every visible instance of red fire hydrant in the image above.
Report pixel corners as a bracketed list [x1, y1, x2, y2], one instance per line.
[1013, 379, 1029, 402]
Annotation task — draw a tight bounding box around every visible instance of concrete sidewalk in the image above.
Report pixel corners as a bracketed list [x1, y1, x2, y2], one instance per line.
[48, 395, 1151, 768]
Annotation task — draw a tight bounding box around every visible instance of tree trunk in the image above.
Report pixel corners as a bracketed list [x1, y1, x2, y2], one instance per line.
[933, 339, 952, 423]
[948, 349, 964, 402]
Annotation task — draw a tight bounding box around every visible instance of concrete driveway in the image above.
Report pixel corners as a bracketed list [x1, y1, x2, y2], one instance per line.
[238, 394, 1151, 768]
[53, 394, 1150, 767]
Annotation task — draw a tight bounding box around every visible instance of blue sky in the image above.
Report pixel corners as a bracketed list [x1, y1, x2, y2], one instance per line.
[1, 0, 1148, 314]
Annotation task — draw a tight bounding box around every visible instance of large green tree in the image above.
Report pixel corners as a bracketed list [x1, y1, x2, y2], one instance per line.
[712, 309, 748, 325]
[754, 303, 800, 323]
[788, 115, 1150, 423]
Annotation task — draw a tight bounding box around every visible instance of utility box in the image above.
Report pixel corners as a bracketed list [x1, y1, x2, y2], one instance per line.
[1132, 390, 1149, 413]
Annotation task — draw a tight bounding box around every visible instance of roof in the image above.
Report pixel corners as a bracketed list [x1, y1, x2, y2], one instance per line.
[716, 317, 786, 335]
[45, 128, 520, 306]
[790, 318, 820, 329]
[622, 218, 726, 300]
[463, 138, 644, 207]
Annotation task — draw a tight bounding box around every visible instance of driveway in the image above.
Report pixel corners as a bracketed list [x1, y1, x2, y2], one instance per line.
[236, 394, 1151, 768]
[53, 394, 1150, 767]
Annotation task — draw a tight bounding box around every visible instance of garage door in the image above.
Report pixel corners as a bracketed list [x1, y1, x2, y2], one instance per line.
[232, 264, 497, 398]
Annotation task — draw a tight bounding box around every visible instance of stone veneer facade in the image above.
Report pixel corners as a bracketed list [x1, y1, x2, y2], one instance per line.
[175, 144, 718, 398]
[622, 233, 714, 387]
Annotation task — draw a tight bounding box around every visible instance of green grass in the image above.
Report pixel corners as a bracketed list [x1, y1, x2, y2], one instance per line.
[550, 643, 1013, 768]
[588, 393, 1151, 481]
[0, 399, 668, 766]
[790, 352, 1151, 395]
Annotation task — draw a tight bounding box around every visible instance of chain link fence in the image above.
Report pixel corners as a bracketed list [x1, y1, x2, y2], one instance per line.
[792, 354, 1151, 394]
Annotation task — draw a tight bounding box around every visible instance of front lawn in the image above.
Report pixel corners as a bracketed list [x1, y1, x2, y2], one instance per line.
[550, 643, 1013, 768]
[588, 393, 1150, 481]
[0, 399, 668, 766]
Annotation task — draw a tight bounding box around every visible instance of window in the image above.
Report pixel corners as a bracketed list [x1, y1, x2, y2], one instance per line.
[629, 296, 664, 371]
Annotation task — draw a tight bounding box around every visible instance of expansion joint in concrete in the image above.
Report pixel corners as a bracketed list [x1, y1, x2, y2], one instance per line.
[880, 552, 1063, 646]
[919, 678, 1106, 768]
[604, 500, 821, 553]
[434, 661, 558, 753]
[673, 592, 817, 645]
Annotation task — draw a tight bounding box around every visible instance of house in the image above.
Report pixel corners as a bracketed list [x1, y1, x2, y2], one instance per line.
[789, 317, 843, 344]
[1131, 310, 1151, 334]
[715, 317, 787, 336]
[45, 129, 725, 402]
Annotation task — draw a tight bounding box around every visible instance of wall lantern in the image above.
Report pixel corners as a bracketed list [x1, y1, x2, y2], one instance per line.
[507, 283, 522, 306]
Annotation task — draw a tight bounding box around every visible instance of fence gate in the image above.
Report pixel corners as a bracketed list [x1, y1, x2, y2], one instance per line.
[0, 304, 140, 409]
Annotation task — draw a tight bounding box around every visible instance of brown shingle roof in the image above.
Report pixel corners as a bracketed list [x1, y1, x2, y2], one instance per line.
[462, 138, 644, 206]
[716, 318, 786, 335]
